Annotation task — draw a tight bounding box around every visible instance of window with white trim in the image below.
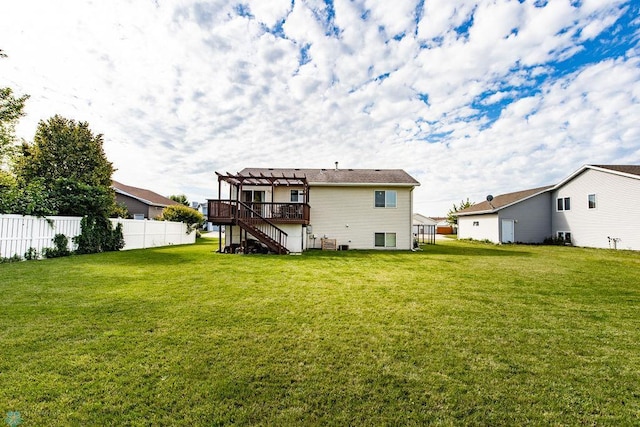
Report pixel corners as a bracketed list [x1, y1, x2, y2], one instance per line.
[374, 190, 397, 208]
[374, 232, 396, 247]
[290, 189, 304, 203]
[588, 194, 596, 209]
[557, 197, 571, 211]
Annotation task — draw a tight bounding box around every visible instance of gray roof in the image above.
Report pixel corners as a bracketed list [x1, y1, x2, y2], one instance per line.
[457, 164, 640, 217]
[238, 168, 420, 186]
[589, 165, 640, 177]
[456, 185, 554, 216]
[112, 180, 178, 207]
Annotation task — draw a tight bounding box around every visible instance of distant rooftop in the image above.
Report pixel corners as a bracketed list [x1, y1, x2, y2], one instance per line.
[112, 180, 178, 207]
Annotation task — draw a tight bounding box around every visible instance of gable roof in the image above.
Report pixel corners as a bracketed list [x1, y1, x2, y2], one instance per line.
[456, 164, 640, 217]
[238, 168, 420, 186]
[557, 164, 640, 187]
[591, 165, 640, 177]
[456, 185, 554, 216]
[413, 213, 438, 225]
[112, 180, 178, 207]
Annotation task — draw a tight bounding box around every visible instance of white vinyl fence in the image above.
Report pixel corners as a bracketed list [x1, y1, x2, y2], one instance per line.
[0, 214, 195, 259]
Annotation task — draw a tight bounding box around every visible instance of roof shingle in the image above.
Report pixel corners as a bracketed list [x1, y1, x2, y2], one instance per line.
[457, 185, 554, 215]
[238, 168, 420, 186]
[112, 180, 178, 207]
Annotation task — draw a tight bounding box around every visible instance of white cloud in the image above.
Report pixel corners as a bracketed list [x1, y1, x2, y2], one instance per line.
[0, 0, 638, 215]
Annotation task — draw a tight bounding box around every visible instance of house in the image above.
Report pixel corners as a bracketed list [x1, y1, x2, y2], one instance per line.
[456, 165, 640, 250]
[112, 180, 179, 219]
[191, 201, 217, 232]
[413, 213, 437, 245]
[207, 166, 420, 254]
[456, 185, 555, 243]
[432, 216, 453, 234]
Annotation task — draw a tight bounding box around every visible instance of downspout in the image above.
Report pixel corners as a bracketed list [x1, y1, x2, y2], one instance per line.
[218, 176, 222, 253]
[410, 187, 417, 251]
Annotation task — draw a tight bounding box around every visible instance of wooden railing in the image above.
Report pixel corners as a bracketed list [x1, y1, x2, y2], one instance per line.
[207, 200, 310, 224]
[236, 202, 288, 254]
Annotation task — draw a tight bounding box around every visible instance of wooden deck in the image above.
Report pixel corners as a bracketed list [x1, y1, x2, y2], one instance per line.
[207, 200, 310, 225]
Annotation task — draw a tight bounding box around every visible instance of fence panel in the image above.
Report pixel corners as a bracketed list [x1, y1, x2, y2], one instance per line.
[0, 215, 195, 258]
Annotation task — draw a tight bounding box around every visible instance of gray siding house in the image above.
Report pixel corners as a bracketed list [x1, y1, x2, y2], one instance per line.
[456, 165, 640, 250]
[112, 180, 179, 219]
[457, 186, 554, 243]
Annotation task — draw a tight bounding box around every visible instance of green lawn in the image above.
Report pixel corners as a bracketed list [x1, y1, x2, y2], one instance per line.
[1, 239, 639, 425]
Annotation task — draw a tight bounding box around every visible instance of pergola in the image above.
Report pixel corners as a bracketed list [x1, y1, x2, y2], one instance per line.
[215, 171, 309, 203]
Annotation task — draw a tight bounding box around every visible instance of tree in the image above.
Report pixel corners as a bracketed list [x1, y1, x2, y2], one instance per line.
[14, 115, 116, 216]
[447, 198, 475, 228]
[159, 204, 204, 234]
[0, 87, 29, 170]
[17, 115, 114, 189]
[1, 48, 29, 173]
[0, 51, 29, 213]
[169, 194, 189, 206]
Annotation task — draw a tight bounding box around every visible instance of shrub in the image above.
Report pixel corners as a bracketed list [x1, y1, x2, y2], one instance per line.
[158, 204, 204, 234]
[43, 234, 71, 258]
[24, 247, 39, 260]
[74, 215, 125, 254]
[543, 236, 568, 246]
[0, 254, 22, 263]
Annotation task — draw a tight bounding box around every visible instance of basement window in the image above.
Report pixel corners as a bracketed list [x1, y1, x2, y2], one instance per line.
[557, 231, 572, 243]
[374, 232, 396, 248]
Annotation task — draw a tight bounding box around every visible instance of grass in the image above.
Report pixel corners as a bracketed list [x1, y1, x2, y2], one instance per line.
[1, 238, 639, 425]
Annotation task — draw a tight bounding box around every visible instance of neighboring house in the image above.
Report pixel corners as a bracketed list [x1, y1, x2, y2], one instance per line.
[207, 167, 420, 254]
[456, 185, 555, 243]
[431, 216, 453, 234]
[413, 213, 437, 244]
[191, 202, 217, 232]
[112, 180, 179, 219]
[456, 164, 640, 250]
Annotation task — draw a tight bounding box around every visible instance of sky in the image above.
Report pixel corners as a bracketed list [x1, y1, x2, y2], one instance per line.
[1, 0, 639, 215]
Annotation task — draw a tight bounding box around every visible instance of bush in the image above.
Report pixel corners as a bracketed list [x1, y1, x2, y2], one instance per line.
[159, 204, 204, 234]
[0, 254, 22, 263]
[24, 247, 39, 260]
[74, 215, 125, 254]
[43, 234, 71, 258]
[543, 236, 569, 246]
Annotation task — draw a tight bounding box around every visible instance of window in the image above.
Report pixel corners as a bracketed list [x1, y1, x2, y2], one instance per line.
[290, 190, 304, 203]
[588, 194, 596, 209]
[374, 190, 397, 208]
[558, 231, 572, 243]
[557, 197, 571, 211]
[374, 232, 396, 247]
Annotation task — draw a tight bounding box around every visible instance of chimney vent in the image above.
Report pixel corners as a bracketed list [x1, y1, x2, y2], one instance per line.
[335, 161, 339, 171]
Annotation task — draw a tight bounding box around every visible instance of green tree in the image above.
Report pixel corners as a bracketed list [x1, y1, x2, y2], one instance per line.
[0, 87, 29, 170]
[447, 198, 474, 228]
[169, 194, 189, 206]
[1, 49, 29, 176]
[17, 115, 114, 189]
[159, 204, 204, 234]
[14, 115, 116, 216]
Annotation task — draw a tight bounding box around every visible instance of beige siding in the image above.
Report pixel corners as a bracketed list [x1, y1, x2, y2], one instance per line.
[458, 214, 499, 242]
[552, 169, 640, 250]
[308, 186, 413, 250]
